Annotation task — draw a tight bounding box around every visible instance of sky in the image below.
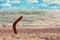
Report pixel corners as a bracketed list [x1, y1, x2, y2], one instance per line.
[0, 0, 60, 10]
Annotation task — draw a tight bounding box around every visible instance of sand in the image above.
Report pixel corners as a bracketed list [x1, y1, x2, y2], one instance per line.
[0, 27, 60, 40]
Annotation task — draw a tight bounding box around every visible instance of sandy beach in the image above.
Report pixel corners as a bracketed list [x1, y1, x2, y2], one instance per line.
[0, 27, 60, 40]
[0, 10, 60, 40]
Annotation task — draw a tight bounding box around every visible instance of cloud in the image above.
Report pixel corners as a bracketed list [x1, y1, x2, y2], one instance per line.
[6, 0, 10, 3]
[51, 0, 60, 4]
[0, 0, 5, 1]
[42, 0, 51, 2]
[11, 0, 21, 3]
[0, 0, 21, 10]
[49, 6, 57, 8]
[41, 0, 60, 9]
[42, 0, 60, 5]
[1, 3, 11, 7]
[0, 0, 60, 10]
[26, 0, 38, 3]
[0, 0, 12, 9]
[37, 3, 47, 7]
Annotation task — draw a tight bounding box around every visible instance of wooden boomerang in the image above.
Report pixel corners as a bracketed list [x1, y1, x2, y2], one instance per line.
[13, 16, 23, 34]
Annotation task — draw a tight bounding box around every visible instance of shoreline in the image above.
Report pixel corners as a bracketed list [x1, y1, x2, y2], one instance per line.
[0, 27, 60, 33]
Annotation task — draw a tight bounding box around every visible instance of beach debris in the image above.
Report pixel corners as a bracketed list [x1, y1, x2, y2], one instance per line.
[13, 16, 23, 34]
[3, 25, 7, 27]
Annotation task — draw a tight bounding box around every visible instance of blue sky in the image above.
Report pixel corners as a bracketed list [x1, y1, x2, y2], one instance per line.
[0, 0, 60, 10]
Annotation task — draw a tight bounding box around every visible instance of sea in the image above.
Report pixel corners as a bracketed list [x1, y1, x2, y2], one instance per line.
[0, 10, 60, 28]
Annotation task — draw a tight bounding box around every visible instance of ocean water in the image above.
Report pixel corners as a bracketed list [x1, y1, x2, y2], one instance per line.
[0, 10, 60, 27]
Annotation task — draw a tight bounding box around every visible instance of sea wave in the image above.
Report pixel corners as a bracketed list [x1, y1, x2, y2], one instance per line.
[0, 10, 60, 27]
